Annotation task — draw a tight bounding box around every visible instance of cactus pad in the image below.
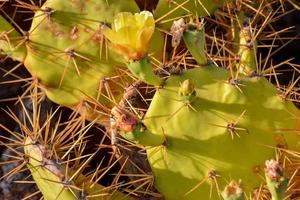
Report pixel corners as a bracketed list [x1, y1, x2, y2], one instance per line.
[129, 66, 300, 199]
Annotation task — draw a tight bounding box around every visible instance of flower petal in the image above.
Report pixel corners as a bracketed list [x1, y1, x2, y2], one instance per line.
[104, 11, 155, 60]
[113, 12, 135, 31]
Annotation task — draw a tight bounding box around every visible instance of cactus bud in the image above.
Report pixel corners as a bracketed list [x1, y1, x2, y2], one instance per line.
[221, 180, 245, 200]
[179, 79, 196, 102]
[265, 159, 288, 200]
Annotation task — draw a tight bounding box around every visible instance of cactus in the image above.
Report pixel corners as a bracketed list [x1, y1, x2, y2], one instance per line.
[0, 16, 27, 62]
[221, 180, 245, 200]
[0, 87, 135, 199]
[0, 0, 164, 125]
[120, 65, 300, 199]
[24, 136, 81, 200]
[265, 160, 289, 200]
[108, 2, 300, 200]
[154, 0, 231, 29]
[1, 0, 300, 200]
[0, 0, 233, 122]
[24, 135, 134, 200]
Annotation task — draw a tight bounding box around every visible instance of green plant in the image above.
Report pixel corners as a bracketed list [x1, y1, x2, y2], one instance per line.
[1, 0, 300, 200]
[108, 1, 300, 200]
[0, 0, 231, 123]
[118, 64, 300, 199]
[0, 88, 134, 199]
[0, 0, 164, 126]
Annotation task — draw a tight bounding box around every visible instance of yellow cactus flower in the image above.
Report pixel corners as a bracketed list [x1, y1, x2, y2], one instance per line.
[103, 11, 155, 61]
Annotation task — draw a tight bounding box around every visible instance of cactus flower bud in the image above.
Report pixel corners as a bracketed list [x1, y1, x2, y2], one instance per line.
[221, 180, 245, 200]
[265, 160, 283, 181]
[179, 79, 195, 96]
[265, 159, 288, 200]
[179, 79, 196, 102]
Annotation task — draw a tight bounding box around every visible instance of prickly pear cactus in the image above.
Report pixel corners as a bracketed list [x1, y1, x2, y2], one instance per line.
[0, 0, 163, 124]
[3, 89, 134, 200]
[1, 0, 300, 200]
[107, 2, 300, 200]
[24, 0, 138, 104]
[24, 136, 133, 200]
[154, 0, 231, 29]
[127, 66, 300, 199]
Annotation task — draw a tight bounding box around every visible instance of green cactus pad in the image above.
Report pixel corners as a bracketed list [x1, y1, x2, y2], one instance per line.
[154, 0, 231, 29]
[127, 57, 163, 86]
[24, 137, 79, 200]
[0, 0, 165, 124]
[183, 23, 207, 65]
[24, 0, 140, 107]
[135, 66, 300, 199]
[0, 15, 27, 62]
[24, 137, 134, 200]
